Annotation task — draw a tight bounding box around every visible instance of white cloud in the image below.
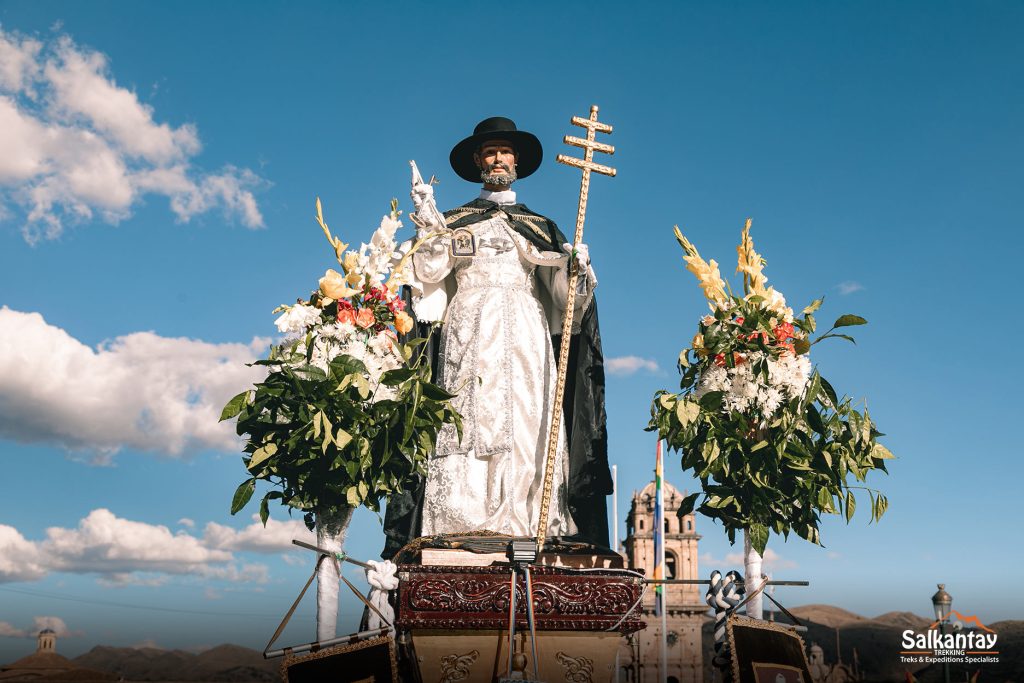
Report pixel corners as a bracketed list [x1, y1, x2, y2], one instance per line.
[837, 281, 864, 295]
[0, 30, 41, 93]
[201, 562, 269, 584]
[97, 573, 171, 588]
[44, 37, 200, 164]
[177, 518, 195, 529]
[281, 553, 307, 567]
[33, 616, 72, 637]
[0, 307, 268, 459]
[43, 509, 233, 575]
[0, 616, 74, 638]
[698, 551, 720, 567]
[203, 515, 315, 554]
[0, 525, 48, 582]
[0, 622, 25, 638]
[0, 27, 265, 242]
[605, 355, 659, 376]
[0, 509, 273, 586]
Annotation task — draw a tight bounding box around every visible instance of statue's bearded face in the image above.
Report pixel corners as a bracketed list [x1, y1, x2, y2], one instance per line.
[475, 140, 518, 187]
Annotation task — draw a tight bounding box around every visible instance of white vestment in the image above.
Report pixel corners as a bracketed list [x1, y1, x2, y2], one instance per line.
[411, 190, 594, 538]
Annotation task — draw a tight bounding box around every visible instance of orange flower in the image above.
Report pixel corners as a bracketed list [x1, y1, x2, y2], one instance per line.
[355, 308, 375, 329]
[394, 311, 414, 335]
[337, 308, 356, 325]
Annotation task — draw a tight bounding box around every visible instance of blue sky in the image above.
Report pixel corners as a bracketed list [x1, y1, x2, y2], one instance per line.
[1, 0, 1022, 661]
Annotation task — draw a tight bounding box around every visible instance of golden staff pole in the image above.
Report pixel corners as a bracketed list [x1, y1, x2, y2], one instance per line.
[535, 105, 616, 554]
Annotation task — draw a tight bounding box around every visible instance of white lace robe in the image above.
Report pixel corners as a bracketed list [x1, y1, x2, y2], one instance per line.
[412, 213, 593, 538]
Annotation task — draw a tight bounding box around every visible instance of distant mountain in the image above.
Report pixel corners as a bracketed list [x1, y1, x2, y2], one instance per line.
[71, 644, 277, 682]
[787, 604, 867, 628]
[866, 611, 931, 631]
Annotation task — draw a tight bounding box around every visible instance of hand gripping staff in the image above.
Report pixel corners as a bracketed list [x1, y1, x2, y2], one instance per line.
[535, 105, 616, 554]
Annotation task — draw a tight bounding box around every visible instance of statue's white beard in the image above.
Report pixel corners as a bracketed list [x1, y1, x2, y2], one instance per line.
[481, 162, 516, 186]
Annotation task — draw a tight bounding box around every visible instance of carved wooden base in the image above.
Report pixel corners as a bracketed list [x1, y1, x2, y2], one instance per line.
[411, 629, 622, 683]
[396, 565, 646, 633]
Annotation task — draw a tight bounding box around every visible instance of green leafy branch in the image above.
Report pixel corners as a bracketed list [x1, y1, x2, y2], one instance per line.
[221, 338, 461, 529]
[650, 298, 892, 556]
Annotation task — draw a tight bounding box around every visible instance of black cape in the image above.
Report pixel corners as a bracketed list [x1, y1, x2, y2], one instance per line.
[381, 198, 612, 558]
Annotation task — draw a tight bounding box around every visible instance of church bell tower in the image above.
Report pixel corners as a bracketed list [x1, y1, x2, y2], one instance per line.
[620, 479, 705, 683]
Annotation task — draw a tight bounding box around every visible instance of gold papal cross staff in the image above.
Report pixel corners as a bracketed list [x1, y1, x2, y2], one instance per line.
[535, 105, 616, 554]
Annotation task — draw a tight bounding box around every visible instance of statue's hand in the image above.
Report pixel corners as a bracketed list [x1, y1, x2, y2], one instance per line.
[411, 182, 434, 213]
[562, 242, 598, 291]
[562, 242, 591, 271]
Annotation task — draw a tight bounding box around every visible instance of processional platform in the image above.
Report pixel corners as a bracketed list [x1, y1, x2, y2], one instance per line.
[392, 535, 645, 683]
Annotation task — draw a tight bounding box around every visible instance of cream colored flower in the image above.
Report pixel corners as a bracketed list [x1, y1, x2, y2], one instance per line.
[736, 218, 768, 296]
[763, 287, 794, 321]
[674, 226, 728, 303]
[319, 269, 359, 300]
[343, 251, 360, 273]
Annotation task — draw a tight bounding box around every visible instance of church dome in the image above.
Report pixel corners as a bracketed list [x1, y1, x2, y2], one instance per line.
[636, 479, 683, 502]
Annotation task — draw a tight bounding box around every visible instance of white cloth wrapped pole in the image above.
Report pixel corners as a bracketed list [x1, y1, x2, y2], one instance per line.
[743, 531, 764, 620]
[705, 570, 744, 681]
[315, 508, 353, 642]
[365, 559, 398, 630]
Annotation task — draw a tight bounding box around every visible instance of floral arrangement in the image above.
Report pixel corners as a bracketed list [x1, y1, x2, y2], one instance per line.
[221, 198, 461, 528]
[649, 220, 892, 558]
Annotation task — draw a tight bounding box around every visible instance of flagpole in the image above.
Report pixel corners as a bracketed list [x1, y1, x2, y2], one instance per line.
[655, 439, 668, 681]
[611, 463, 619, 681]
[611, 464, 619, 552]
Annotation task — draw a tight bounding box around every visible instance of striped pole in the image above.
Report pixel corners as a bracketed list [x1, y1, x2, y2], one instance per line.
[705, 570, 744, 682]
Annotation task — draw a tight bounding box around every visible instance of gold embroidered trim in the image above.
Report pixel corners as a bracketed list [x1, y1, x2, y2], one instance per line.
[444, 207, 487, 225]
[509, 214, 552, 243]
[444, 207, 552, 245]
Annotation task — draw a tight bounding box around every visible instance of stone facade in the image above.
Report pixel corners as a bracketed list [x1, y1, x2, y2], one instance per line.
[618, 479, 706, 683]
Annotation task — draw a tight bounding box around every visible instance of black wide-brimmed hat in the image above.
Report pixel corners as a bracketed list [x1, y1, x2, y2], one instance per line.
[449, 116, 543, 182]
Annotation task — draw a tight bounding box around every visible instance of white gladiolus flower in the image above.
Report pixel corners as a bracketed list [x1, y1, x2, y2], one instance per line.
[275, 304, 322, 334]
[373, 214, 402, 246]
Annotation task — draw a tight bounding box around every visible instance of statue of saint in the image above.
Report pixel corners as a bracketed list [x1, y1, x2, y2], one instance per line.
[382, 117, 611, 557]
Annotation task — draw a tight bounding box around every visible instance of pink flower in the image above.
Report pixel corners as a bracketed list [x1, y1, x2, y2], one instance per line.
[773, 322, 795, 341]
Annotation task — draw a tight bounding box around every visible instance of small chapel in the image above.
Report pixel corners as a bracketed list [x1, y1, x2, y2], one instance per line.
[618, 479, 706, 683]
